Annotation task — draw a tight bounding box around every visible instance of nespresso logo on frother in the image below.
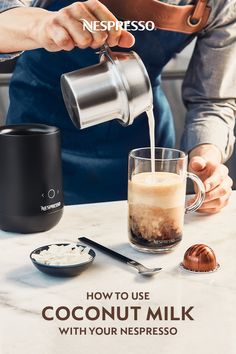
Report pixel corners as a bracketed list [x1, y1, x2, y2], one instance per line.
[41, 202, 62, 212]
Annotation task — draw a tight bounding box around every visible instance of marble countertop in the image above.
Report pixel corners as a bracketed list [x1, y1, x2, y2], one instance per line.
[1, 192, 236, 354]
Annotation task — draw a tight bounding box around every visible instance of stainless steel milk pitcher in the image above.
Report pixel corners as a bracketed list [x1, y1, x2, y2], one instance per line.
[61, 44, 153, 129]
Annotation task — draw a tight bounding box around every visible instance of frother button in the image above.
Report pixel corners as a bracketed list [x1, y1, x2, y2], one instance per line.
[48, 189, 56, 199]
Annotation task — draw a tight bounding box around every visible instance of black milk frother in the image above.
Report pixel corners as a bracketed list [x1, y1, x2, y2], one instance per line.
[0, 124, 64, 233]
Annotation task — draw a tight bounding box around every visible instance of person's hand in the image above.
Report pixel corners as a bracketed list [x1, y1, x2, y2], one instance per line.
[31, 0, 135, 52]
[188, 144, 233, 214]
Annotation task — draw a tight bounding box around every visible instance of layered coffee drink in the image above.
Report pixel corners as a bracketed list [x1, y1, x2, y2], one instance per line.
[128, 171, 186, 252]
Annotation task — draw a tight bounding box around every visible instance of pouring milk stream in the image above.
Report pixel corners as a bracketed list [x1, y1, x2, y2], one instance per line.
[61, 44, 157, 176]
[147, 108, 156, 174]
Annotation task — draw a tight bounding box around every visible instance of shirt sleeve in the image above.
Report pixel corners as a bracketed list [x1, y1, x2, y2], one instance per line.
[181, 0, 236, 162]
[0, 1, 29, 62]
[0, 0, 27, 13]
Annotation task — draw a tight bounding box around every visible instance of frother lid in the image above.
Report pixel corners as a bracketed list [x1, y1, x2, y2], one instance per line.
[0, 124, 59, 136]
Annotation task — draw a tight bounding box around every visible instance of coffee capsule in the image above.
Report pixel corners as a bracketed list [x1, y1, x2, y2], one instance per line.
[180, 244, 220, 273]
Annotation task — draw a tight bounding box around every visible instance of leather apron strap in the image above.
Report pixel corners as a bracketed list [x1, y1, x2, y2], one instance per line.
[101, 0, 211, 34]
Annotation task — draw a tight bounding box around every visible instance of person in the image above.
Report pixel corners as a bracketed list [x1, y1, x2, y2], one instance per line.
[0, 0, 235, 213]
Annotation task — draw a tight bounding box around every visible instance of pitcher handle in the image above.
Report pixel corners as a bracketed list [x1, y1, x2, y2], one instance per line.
[98, 43, 114, 63]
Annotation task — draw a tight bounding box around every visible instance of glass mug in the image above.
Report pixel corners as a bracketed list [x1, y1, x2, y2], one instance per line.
[128, 148, 205, 253]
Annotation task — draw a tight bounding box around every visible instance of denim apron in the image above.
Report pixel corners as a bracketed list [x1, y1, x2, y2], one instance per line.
[7, 0, 195, 204]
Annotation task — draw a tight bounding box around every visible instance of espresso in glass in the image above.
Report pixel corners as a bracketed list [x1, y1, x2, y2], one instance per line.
[128, 148, 205, 253]
[129, 171, 185, 251]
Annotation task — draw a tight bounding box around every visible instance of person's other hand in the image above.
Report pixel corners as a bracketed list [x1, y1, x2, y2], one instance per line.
[188, 144, 233, 214]
[31, 0, 135, 51]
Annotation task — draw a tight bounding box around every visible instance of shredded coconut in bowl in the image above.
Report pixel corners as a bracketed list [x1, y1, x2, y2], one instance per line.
[32, 244, 92, 266]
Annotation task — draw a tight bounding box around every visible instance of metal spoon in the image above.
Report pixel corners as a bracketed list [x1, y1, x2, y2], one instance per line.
[78, 237, 162, 276]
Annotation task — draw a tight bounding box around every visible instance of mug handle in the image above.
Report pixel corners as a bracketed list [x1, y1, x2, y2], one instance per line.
[185, 172, 205, 214]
